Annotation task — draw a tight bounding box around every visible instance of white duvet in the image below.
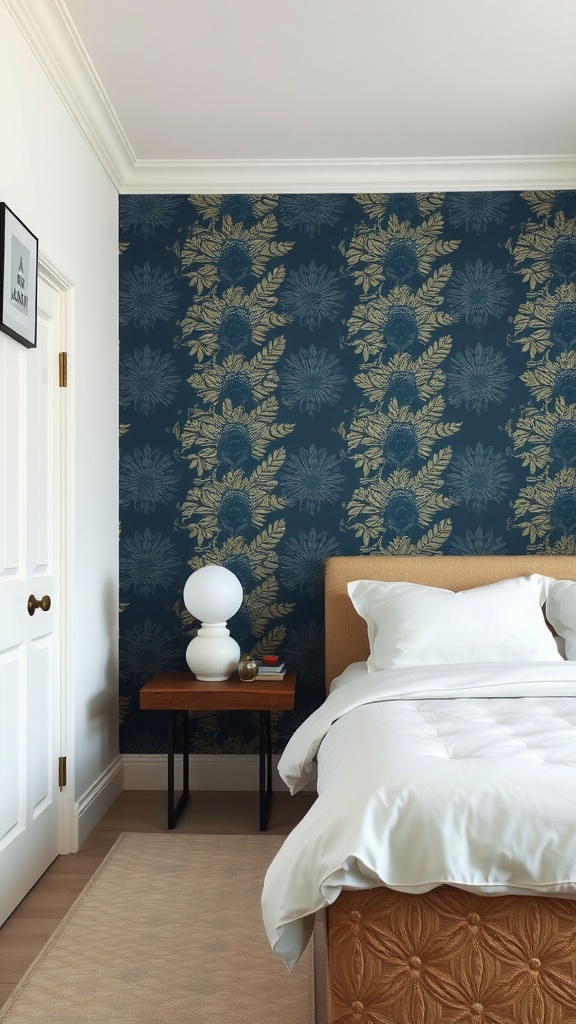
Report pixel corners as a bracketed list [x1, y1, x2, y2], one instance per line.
[261, 661, 576, 969]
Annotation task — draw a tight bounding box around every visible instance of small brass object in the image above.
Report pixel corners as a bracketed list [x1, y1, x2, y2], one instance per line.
[58, 351, 68, 388]
[27, 594, 51, 616]
[237, 654, 258, 681]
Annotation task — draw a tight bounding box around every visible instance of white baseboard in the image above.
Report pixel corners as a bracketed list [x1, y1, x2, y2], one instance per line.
[76, 755, 124, 847]
[122, 754, 316, 793]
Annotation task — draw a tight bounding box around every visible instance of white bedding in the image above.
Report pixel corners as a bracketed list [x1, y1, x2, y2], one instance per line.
[261, 661, 576, 970]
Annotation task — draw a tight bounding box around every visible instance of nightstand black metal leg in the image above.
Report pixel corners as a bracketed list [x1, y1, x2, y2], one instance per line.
[266, 710, 272, 806]
[182, 710, 190, 797]
[167, 710, 189, 829]
[259, 710, 273, 831]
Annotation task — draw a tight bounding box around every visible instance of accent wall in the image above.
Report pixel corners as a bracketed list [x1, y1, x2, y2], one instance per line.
[119, 190, 576, 755]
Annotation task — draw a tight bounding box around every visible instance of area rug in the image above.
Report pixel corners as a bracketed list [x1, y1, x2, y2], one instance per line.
[0, 832, 315, 1024]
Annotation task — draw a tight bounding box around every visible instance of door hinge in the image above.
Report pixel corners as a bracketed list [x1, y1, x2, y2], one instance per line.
[58, 756, 67, 790]
[58, 351, 68, 388]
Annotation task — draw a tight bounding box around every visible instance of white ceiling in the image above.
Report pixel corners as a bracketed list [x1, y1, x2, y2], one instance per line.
[63, 0, 576, 160]
[9, 0, 576, 191]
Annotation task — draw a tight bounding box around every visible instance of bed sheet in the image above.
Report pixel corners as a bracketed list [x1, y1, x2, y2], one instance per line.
[262, 661, 576, 969]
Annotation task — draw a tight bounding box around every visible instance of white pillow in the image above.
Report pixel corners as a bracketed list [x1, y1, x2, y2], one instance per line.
[348, 574, 561, 672]
[545, 579, 576, 660]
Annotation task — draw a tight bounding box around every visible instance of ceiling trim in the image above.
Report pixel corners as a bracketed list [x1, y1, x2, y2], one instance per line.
[6, 0, 576, 196]
[124, 156, 576, 194]
[4, 0, 134, 191]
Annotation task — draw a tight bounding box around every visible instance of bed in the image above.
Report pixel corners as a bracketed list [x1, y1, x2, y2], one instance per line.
[262, 554, 576, 1023]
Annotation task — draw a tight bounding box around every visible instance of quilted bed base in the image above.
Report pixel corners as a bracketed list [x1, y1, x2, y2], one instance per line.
[327, 886, 576, 1023]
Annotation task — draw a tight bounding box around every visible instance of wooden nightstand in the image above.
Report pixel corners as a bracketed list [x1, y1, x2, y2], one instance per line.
[139, 671, 296, 830]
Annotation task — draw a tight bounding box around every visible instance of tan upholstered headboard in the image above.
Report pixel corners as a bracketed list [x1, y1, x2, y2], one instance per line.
[324, 555, 576, 691]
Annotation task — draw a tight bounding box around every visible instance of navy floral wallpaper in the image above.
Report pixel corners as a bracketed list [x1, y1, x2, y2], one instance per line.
[119, 190, 576, 754]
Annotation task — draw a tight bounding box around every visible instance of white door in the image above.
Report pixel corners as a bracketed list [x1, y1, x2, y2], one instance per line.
[0, 274, 64, 925]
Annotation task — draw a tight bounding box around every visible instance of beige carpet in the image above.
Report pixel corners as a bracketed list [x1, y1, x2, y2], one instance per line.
[0, 832, 315, 1024]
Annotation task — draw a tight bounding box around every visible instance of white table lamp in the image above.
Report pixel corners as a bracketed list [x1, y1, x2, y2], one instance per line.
[183, 565, 243, 681]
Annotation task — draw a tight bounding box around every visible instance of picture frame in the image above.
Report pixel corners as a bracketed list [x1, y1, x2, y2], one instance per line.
[0, 203, 38, 349]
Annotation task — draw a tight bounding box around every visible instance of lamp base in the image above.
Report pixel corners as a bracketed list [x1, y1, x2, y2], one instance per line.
[186, 623, 240, 682]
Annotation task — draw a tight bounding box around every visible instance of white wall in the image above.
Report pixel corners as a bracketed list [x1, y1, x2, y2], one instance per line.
[0, 4, 119, 834]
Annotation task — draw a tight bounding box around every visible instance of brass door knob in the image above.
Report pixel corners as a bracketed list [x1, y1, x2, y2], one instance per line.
[27, 594, 51, 616]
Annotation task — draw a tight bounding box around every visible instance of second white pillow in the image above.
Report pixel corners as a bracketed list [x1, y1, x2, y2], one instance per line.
[545, 579, 576, 660]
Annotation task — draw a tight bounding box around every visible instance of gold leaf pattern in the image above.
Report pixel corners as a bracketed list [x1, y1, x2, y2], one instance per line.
[178, 214, 293, 294]
[342, 214, 460, 294]
[179, 271, 288, 361]
[508, 213, 576, 289]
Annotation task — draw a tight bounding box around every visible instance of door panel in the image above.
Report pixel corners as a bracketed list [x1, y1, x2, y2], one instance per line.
[0, 650, 21, 843]
[29, 634, 53, 816]
[0, 275, 62, 925]
[0, 333, 22, 581]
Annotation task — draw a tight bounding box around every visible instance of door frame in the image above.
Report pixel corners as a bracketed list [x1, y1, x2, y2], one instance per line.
[38, 255, 76, 855]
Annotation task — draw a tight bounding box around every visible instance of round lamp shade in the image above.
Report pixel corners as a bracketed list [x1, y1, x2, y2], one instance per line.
[183, 565, 243, 623]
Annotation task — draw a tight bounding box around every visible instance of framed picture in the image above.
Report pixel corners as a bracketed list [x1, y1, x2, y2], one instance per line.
[0, 203, 38, 349]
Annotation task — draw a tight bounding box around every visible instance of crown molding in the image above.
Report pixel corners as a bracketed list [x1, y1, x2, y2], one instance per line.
[123, 155, 576, 194]
[5, 0, 576, 196]
[4, 0, 134, 191]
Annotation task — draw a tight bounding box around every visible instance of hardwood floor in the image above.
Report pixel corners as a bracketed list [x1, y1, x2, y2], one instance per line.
[0, 788, 316, 1009]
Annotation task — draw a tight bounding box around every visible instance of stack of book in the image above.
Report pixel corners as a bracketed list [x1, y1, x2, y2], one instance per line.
[256, 658, 286, 680]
